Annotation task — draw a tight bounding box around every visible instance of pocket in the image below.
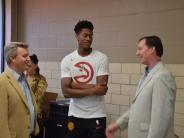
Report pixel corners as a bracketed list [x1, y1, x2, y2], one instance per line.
[140, 122, 149, 132]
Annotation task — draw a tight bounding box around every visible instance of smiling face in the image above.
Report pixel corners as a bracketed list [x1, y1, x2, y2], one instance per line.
[76, 28, 93, 50]
[11, 47, 30, 74]
[136, 39, 154, 65]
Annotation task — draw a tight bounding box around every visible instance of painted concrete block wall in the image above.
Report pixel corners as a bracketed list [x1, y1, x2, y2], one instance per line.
[18, 0, 184, 63]
[15, 0, 184, 137]
[39, 61, 184, 138]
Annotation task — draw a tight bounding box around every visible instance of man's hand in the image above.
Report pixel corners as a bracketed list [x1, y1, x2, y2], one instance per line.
[71, 82, 95, 89]
[71, 81, 108, 96]
[71, 82, 78, 89]
[94, 83, 108, 96]
[106, 123, 119, 138]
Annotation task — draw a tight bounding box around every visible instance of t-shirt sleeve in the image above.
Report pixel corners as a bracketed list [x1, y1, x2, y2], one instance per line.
[61, 56, 71, 78]
[97, 55, 109, 76]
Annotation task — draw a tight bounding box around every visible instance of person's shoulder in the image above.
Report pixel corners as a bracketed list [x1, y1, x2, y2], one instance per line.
[155, 64, 175, 83]
[36, 73, 46, 79]
[93, 50, 108, 59]
[0, 74, 3, 82]
[34, 74, 48, 85]
[157, 64, 172, 76]
[0, 71, 7, 79]
[0, 72, 8, 86]
[65, 50, 77, 58]
[61, 50, 77, 62]
[154, 65, 176, 91]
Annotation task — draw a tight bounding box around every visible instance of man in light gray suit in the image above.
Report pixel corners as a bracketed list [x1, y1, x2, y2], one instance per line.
[106, 36, 176, 138]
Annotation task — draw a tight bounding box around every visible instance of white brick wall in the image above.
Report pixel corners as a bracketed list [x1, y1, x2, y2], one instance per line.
[40, 61, 184, 138]
[111, 74, 130, 84]
[122, 63, 140, 74]
[109, 63, 122, 73]
[17, 1, 184, 137]
[111, 95, 130, 106]
[108, 84, 121, 94]
[175, 77, 184, 88]
[130, 74, 141, 85]
[121, 85, 136, 96]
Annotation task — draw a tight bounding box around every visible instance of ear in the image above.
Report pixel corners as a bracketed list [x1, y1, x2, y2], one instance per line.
[152, 47, 156, 52]
[150, 47, 156, 55]
[10, 56, 15, 63]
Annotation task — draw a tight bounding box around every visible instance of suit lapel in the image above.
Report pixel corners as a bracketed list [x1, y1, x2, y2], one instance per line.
[132, 74, 153, 103]
[132, 62, 163, 103]
[4, 69, 29, 110]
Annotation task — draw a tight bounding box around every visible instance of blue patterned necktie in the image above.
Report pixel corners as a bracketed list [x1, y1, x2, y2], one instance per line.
[19, 74, 35, 134]
[139, 67, 149, 87]
[144, 67, 149, 77]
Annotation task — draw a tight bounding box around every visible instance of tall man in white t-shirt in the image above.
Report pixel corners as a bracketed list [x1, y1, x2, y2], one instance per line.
[61, 20, 109, 138]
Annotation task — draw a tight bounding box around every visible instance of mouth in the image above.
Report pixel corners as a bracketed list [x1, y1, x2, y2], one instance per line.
[83, 43, 91, 47]
[84, 42, 91, 45]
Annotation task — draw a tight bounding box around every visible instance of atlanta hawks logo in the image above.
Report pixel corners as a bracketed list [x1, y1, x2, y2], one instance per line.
[73, 62, 94, 84]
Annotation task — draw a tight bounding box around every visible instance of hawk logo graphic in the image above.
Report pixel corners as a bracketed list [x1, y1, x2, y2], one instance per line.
[74, 62, 94, 84]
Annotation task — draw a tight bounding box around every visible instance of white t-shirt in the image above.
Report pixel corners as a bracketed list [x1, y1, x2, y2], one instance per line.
[61, 49, 109, 118]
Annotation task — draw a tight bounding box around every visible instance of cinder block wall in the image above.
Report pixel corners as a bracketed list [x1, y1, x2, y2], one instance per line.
[18, 0, 184, 63]
[39, 61, 184, 138]
[16, 0, 184, 137]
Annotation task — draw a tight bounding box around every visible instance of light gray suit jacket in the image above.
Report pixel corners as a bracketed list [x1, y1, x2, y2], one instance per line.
[116, 62, 176, 138]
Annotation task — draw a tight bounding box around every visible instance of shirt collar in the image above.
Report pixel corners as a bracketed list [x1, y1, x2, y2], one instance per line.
[146, 61, 162, 75]
[7, 66, 24, 81]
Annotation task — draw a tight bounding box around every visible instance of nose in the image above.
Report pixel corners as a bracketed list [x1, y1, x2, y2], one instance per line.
[86, 36, 92, 41]
[27, 56, 31, 62]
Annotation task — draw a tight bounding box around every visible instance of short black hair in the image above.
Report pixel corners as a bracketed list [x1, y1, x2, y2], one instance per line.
[139, 35, 163, 57]
[74, 20, 94, 34]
